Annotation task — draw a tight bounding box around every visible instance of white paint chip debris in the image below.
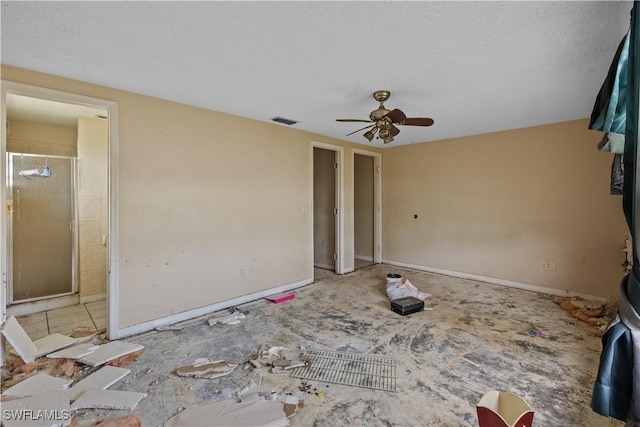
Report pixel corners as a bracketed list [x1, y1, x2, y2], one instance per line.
[47, 342, 100, 359]
[70, 389, 147, 411]
[1, 316, 76, 363]
[2, 373, 73, 398]
[1, 390, 71, 427]
[68, 366, 131, 402]
[78, 341, 144, 367]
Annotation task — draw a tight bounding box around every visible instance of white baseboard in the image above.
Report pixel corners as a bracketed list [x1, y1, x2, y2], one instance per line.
[355, 254, 374, 261]
[382, 259, 608, 302]
[314, 262, 335, 270]
[80, 293, 106, 304]
[113, 277, 314, 339]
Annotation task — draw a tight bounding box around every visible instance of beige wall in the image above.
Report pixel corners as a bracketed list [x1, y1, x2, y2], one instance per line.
[77, 116, 108, 299]
[354, 153, 374, 259]
[7, 120, 77, 156]
[1, 65, 380, 330]
[382, 119, 629, 298]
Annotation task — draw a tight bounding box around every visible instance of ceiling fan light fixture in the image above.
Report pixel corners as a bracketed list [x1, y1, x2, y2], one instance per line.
[364, 129, 376, 141]
[336, 90, 434, 145]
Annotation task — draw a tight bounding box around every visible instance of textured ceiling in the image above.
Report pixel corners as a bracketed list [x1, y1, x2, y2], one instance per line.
[0, 1, 633, 147]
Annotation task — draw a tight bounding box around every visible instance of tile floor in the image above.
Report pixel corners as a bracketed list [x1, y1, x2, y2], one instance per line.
[14, 300, 106, 341]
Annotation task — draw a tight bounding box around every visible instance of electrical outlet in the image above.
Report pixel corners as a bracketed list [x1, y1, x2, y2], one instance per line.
[251, 264, 257, 274]
[240, 266, 248, 277]
[540, 261, 549, 270]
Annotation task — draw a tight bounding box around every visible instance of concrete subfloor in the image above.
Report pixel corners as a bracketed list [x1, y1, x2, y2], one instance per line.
[21, 264, 623, 426]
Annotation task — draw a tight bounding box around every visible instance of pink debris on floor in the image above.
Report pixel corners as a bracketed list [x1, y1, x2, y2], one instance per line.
[264, 293, 295, 304]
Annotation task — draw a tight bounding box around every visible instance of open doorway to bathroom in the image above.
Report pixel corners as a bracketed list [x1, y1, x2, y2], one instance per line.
[4, 93, 109, 341]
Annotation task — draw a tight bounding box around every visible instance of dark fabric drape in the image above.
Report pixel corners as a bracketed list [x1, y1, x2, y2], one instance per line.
[591, 2, 639, 423]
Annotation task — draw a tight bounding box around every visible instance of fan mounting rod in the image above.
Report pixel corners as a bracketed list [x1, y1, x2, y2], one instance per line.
[370, 90, 392, 121]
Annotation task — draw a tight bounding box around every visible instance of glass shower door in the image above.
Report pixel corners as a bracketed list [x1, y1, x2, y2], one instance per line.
[8, 153, 76, 302]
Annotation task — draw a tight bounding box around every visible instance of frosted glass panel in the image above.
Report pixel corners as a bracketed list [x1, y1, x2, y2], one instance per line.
[10, 154, 73, 301]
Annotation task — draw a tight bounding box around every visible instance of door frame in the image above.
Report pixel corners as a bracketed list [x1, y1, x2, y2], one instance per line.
[352, 148, 382, 264]
[1, 81, 120, 355]
[7, 153, 79, 303]
[311, 141, 345, 274]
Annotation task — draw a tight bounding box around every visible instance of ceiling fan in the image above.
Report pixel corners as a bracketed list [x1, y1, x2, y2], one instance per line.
[336, 90, 434, 144]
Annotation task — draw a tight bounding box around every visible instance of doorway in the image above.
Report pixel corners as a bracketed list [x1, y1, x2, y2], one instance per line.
[312, 143, 343, 274]
[1, 83, 118, 355]
[353, 149, 382, 269]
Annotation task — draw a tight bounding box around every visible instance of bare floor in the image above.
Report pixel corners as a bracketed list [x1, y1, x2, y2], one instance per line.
[8, 265, 624, 426]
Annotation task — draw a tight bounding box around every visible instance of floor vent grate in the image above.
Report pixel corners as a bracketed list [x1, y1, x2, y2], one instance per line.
[289, 349, 397, 392]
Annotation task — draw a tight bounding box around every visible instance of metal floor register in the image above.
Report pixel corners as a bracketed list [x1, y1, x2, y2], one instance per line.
[289, 349, 398, 392]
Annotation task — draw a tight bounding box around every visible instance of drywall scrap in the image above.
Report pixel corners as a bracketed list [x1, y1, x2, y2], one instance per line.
[47, 343, 100, 360]
[2, 372, 73, 398]
[1, 316, 145, 425]
[70, 389, 147, 411]
[250, 346, 309, 374]
[68, 366, 131, 402]
[175, 359, 238, 379]
[1, 316, 76, 363]
[208, 312, 245, 326]
[164, 389, 299, 427]
[1, 390, 72, 427]
[78, 342, 144, 367]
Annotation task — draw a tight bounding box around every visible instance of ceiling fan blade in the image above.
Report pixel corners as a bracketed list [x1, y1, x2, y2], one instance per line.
[385, 108, 407, 124]
[389, 124, 400, 137]
[401, 117, 434, 126]
[336, 119, 372, 123]
[346, 124, 375, 136]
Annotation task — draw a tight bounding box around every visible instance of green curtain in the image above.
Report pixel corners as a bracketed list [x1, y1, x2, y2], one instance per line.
[591, 2, 639, 423]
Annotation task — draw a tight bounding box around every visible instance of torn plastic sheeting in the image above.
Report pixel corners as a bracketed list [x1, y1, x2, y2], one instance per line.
[175, 359, 238, 379]
[386, 278, 431, 301]
[164, 390, 294, 427]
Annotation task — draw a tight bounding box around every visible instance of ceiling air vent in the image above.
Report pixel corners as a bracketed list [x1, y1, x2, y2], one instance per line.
[271, 116, 298, 126]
